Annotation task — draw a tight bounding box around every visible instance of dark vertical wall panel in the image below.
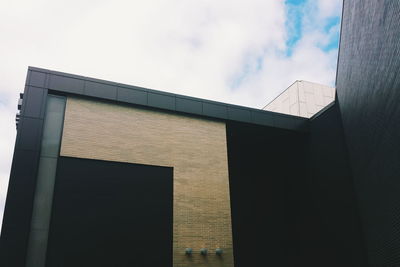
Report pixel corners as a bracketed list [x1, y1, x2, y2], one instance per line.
[309, 104, 367, 266]
[226, 122, 287, 267]
[336, 1, 400, 265]
[227, 122, 342, 267]
[0, 69, 48, 267]
[0, 150, 40, 266]
[46, 157, 173, 267]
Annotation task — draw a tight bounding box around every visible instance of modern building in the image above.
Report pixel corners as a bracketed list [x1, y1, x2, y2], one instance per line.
[263, 80, 335, 118]
[1, 1, 399, 267]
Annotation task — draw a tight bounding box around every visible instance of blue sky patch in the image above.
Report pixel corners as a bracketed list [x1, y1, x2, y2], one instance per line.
[285, 0, 307, 56]
[286, 0, 307, 6]
[321, 16, 341, 51]
[229, 55, 264, 89]
[284, 1, 341, 55]
[319, 32, 340, 52]
[229, 0, 341, 89]
[324, 16, 340, 33]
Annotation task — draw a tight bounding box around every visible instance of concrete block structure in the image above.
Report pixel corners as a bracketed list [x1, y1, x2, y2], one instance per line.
[1, 1, 400, 266]
[263, 80, 335, 118]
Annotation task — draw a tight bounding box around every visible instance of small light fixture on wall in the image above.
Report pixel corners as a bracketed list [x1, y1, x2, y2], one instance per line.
[185, 248, 193, 255]
[200, 248, 208, 256]
[215, 248, 223, 256]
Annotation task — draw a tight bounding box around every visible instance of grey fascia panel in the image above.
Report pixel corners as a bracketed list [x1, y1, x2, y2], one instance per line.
[117, 87, 148, 106]
[176, 96, 203, 115]
[84, 76, 122, 86]
[252, 110, 274, 126]
[287, 117, 309, 131]
[48, 74, 84, 94]
[272, 115, 291, 130]
[22, 87, 46, 119]
[227, 106, 252, 122]
[84, 81, 117, 100]
[202, 102, 228, 119]
[148, 92, 175, 111]
[273, 114, 308, 131]
[27, 67, 311, 132]
[28, 71, 46, 88]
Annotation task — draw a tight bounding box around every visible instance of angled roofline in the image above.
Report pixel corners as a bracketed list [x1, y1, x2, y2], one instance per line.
[262, 80, 300, 110]
[26, 66, 309, 132]
[262, 80, 335, 110]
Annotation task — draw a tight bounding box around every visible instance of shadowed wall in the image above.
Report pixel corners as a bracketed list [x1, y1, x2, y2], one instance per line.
[46, 157, 173, 267]
[308, 103, 367, 266]
[337, 1, 400, 265]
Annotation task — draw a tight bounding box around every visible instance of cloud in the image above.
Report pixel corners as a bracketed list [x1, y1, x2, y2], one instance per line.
[0, 0, 341, 230]
[223, 0, 342, 105]
[317, 0, 343, 18]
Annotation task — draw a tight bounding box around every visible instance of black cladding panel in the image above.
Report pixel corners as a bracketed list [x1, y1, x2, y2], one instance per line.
[227, 122, 326, 267]
[46, 157, 173, 267]
[226, 122, 286, 267]
[336, 1, 400, 266]
[227, 120, 364, 267]
[309, 104, 367, 266]
[0, 150, 41, 267]
[17, 117, 43, 151]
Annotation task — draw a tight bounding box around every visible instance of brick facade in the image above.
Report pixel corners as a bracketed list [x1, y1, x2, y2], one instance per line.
[60, 97, 234, 267]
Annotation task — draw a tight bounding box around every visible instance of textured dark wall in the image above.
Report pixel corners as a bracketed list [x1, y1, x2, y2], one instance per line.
[0, 70, 48, 267]
[308, 103, 367, 266]
[46, 157, 173, 267]
[337, 1, 400, 266]
[227, 122, 289, 267]
[227, 122, 351, 267]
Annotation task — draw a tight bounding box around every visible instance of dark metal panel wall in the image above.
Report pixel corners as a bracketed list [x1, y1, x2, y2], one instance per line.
[227, 115, 369, 266]
[46, 157, 173, 267]
[226, 122, 343, 267]
[0, 70, 49, 266]
[336, 1, 400, 266]
[226, 122, 289, 267]
[309, 103, 367, 266]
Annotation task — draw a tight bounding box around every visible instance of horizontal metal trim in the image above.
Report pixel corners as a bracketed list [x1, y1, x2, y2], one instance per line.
[28, 66, 309, 132]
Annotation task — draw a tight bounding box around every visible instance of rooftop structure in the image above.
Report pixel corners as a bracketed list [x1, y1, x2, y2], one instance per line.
[263, 80, 335, 118]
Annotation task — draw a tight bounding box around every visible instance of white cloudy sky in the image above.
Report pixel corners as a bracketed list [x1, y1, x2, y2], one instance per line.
[0, 0, 342, 229]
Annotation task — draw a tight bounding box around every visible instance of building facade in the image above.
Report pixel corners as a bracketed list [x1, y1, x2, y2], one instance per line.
[1, 1, 400, 266]
[0, 67, 364, 267]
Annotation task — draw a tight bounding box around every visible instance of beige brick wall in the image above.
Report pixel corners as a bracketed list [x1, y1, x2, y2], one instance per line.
[60, 97, 234, 267]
